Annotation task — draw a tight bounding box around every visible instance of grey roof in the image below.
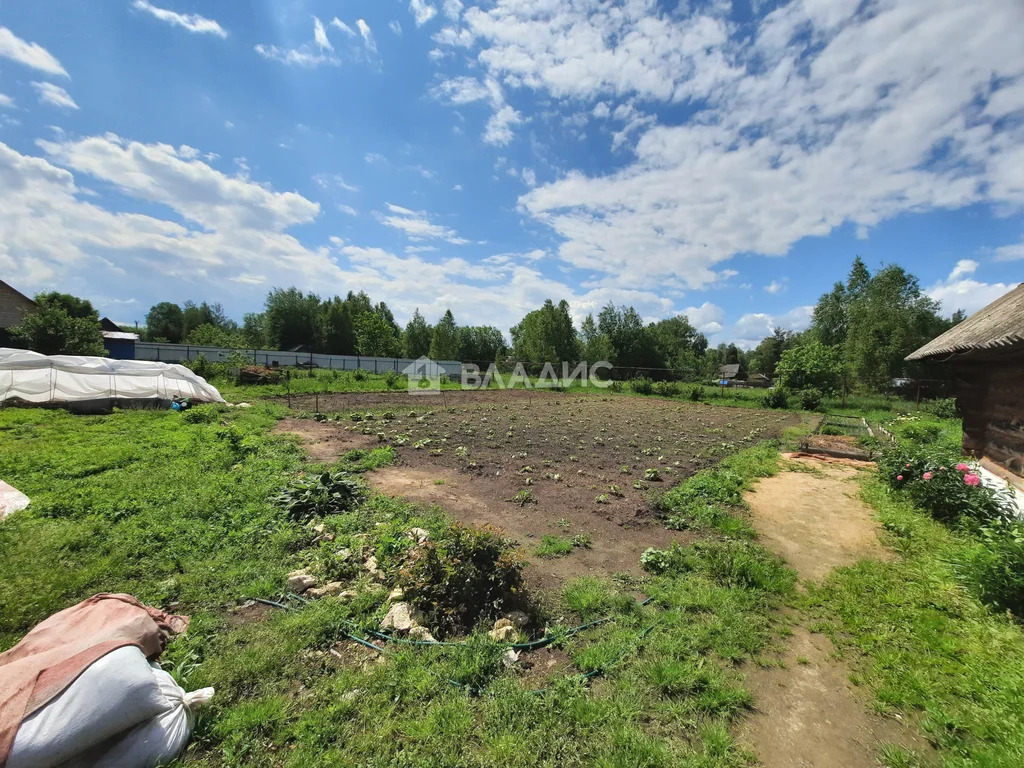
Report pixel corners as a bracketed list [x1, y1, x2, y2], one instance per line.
[719, 363, 740, 378]
[906, 283, 1024, 361]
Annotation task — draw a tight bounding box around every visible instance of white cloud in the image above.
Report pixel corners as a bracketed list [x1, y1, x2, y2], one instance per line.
[313, 16, 333, 51]
[377, 203, 468, 244]
[255, 43, 339, 68]
[338, 204, 357, 216]
[521, 167, 537, 187]
[410, 0, 438, 27]
[224, 120, 234, 129]
[330, 18, 356, 37]
[314, 173, 359, 193]
[763, 280, 785, 294]
[32, 82, 78, 110]
[432, 76, 522, 145]
[430, 0, 1024, 290]
[0, 93, 14, 109]
[683, 301, 725, 334]
[727, 305, 813, 348]
[927, 261, 1016, 315]
[389, 21, 403, 36]
[993, 238, 1024, 261]
[443, 0, 464, 21]
[132, 1, 227, 38]
[356, 19, 376, 53]
[0, 26, 68, 76]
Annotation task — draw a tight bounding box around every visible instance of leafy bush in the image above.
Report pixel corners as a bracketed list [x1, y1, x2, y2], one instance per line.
[397, 523, 524, 637]
[957, 520, 1024, 616]
[688, 385, 704, 402]
[797, 388, 823, 411]
[631, 377, 654, 395]
[878, 445, 1017, 528]
[761, 388, 789, 409]
[775, 340, 842, 394]
[895, 420, 942, 444]
[352, 368, 368, 381]
[383, 369, 403, 389]
[273, 470, 364, 523]
[921, 397, 958, 419]
[607, 381, 623, 393]
[653, 381, 680, 397]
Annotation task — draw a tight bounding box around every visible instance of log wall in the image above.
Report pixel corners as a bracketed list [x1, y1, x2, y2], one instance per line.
[955, 356, 1024, 480]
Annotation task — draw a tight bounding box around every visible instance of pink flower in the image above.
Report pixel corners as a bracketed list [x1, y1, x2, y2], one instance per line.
[896, 475, 904, 481]
[905, 463, 911, 468]
[964, 473, 981, 486]
[956, 463, 970, 472]
[923, 472, 933, 480]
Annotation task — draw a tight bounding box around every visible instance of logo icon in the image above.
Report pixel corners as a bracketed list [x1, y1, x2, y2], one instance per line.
[402, 356, 444, 394]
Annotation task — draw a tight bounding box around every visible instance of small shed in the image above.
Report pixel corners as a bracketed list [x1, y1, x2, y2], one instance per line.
[100, 318, 139, 360]
[906, 283, 1024, 486]
[0, 281, 37, 346]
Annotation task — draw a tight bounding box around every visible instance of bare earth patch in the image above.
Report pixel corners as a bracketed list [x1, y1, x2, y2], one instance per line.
[738, 457, 928, 767]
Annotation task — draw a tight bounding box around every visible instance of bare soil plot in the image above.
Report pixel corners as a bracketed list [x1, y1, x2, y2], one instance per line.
[275, 390, 800, 589]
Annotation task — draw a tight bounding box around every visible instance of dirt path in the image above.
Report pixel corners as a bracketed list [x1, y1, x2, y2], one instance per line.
[737, 457, 928, 767]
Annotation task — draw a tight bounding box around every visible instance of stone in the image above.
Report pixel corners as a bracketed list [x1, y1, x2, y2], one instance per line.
[492, 617, 514, 631]
[501, 649, 520, 668]
[380, 602, 416, 632]
[489, 624, 517, 642]
[307, 581, 346, 598]
[335, 548, 352, 561]
[287, 568, 317, 593]
[408, 626, 437, 643]
[312, 523, 326, 535]
[407, 527, 430, 544]
[387, 586, 404, 603]
[337, 589, 359, 601]
[364, 555, 380, 575]
[505, 611, 530, 629]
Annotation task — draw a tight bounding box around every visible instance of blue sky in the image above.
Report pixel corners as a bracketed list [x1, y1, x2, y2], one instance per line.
[1, 0, 1021, 347]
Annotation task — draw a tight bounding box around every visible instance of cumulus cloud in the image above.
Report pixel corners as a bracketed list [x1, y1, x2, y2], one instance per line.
[763, 280, 785, 294]
[0, 93, 15, 109]
[0, 26, 67, 76]
[684, 302, 725, 335]
[409, 0, 437, 27]
[432, 76, 522, 145]
[927, 261, 1017, 315]
[32, 82, 78, 110]
[727, 306, 813, 348]
[431, 0, 1024, 290]
[132, 1, 227, 38]
[993, 238, 1024, 261]
[377, 203, 468, 244]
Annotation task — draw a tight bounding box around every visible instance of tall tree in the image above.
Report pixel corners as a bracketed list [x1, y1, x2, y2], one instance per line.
[748, 327, 794, 376]
[144, 302, 184, 343]
[404, 309, 433, 358]
[598, 304, 657, 368]
[429, 310, 461, 360]
[458, 325, 506, 362]
[264, 288, 322, 350]
[648, 315, 707, 373]
[510, 300, 579, 363]
[12, 292, 106, 356]
[356, 311, 402, 357]
[182, 301, 231, 339]
[322, 297, 357, 355]
[241, 312, 268, 348]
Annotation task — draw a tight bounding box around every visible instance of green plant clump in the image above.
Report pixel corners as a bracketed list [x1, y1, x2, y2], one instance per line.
[273, 470, 363, 523]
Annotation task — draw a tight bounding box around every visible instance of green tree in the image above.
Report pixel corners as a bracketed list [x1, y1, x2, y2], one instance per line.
[404, 309, 433, 358]
[184, 323, 247, 348]
[241, 312, 268, 348]
[648, 315, 708, 374]
[775, 340, 842, 393]
[429, 310, 460, 360]
[264, 288, 322, 350]
[12, 292, 106, 356]
[356, 311, 402, 357]
[510, 300, 579, 363]
[457, 325, 506, 362]
[748, 327, 795, 377]
[598, 304, 658, 368]
[182, 301, 231, 338]
[144, 302, 184, 343]
[322, 297, 357, 355]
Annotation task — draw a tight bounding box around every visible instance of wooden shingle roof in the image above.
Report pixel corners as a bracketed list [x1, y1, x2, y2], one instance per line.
[906, 283, 1024, 361]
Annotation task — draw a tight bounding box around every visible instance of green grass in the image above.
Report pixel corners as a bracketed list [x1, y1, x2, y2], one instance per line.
[0, 404, 800, 767]
[535, 534, 574, 558]
[804, 476, 1024, 766]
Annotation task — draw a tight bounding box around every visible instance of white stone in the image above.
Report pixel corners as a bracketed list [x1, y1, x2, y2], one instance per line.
[407, 527, 430, 544]
[489, 624, 517, 642]
[387, 586, 404, 602]
[287, 569, 317, 593]
[307, 581, 345, 598]
[408, 626, 437, 643]
[380, 602, 416, 632]
[501, 649, 520, 668]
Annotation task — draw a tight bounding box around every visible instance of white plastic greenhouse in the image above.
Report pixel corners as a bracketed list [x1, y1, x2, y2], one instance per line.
[0, 348, 224, 410]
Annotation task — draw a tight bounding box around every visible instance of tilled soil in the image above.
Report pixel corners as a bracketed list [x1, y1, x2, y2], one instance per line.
[274, 390, 801, 590]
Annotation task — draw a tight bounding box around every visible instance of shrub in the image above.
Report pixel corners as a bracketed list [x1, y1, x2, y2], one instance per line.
[653, 381, 680, 398]
[631, 377, 654, 395]
[878, 445, 1017, 527]
[957, 520, 1024, 616]
[895, 420, 942, 444]
[922, 397, 958, 419]
[383, 369, 403, 389]
[688, 385, 704, 402]
[775, 341, 842, 394]
[398, 524, 524, 636]
[761, 388, 789, 409]
[273, 470, 363, 523]
[608, 381, 623, 393]
[352, 368, 368, 381]
[797, 388, 823, 411]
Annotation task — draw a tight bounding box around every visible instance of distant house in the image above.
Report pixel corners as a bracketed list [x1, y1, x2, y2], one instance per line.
[717, 363, 740, 385]
[0, 280, 37, 347]
[906, 283, 1024, 487]
[100, 317, 139, 360]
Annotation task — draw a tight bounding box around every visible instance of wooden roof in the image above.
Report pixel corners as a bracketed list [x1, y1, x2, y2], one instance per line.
[906, 283, 1024, 361]
[719, 363, 740, 378]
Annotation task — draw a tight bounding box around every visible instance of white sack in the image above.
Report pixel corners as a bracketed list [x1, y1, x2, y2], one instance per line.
[62, 666, 214, 768]
[0, 348, 223, 405]
[0, 479, 30, 520]
[8, 646, 168, 768]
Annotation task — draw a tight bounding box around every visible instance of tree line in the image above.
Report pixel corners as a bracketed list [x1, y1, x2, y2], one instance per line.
[12, 256, 964, 394]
